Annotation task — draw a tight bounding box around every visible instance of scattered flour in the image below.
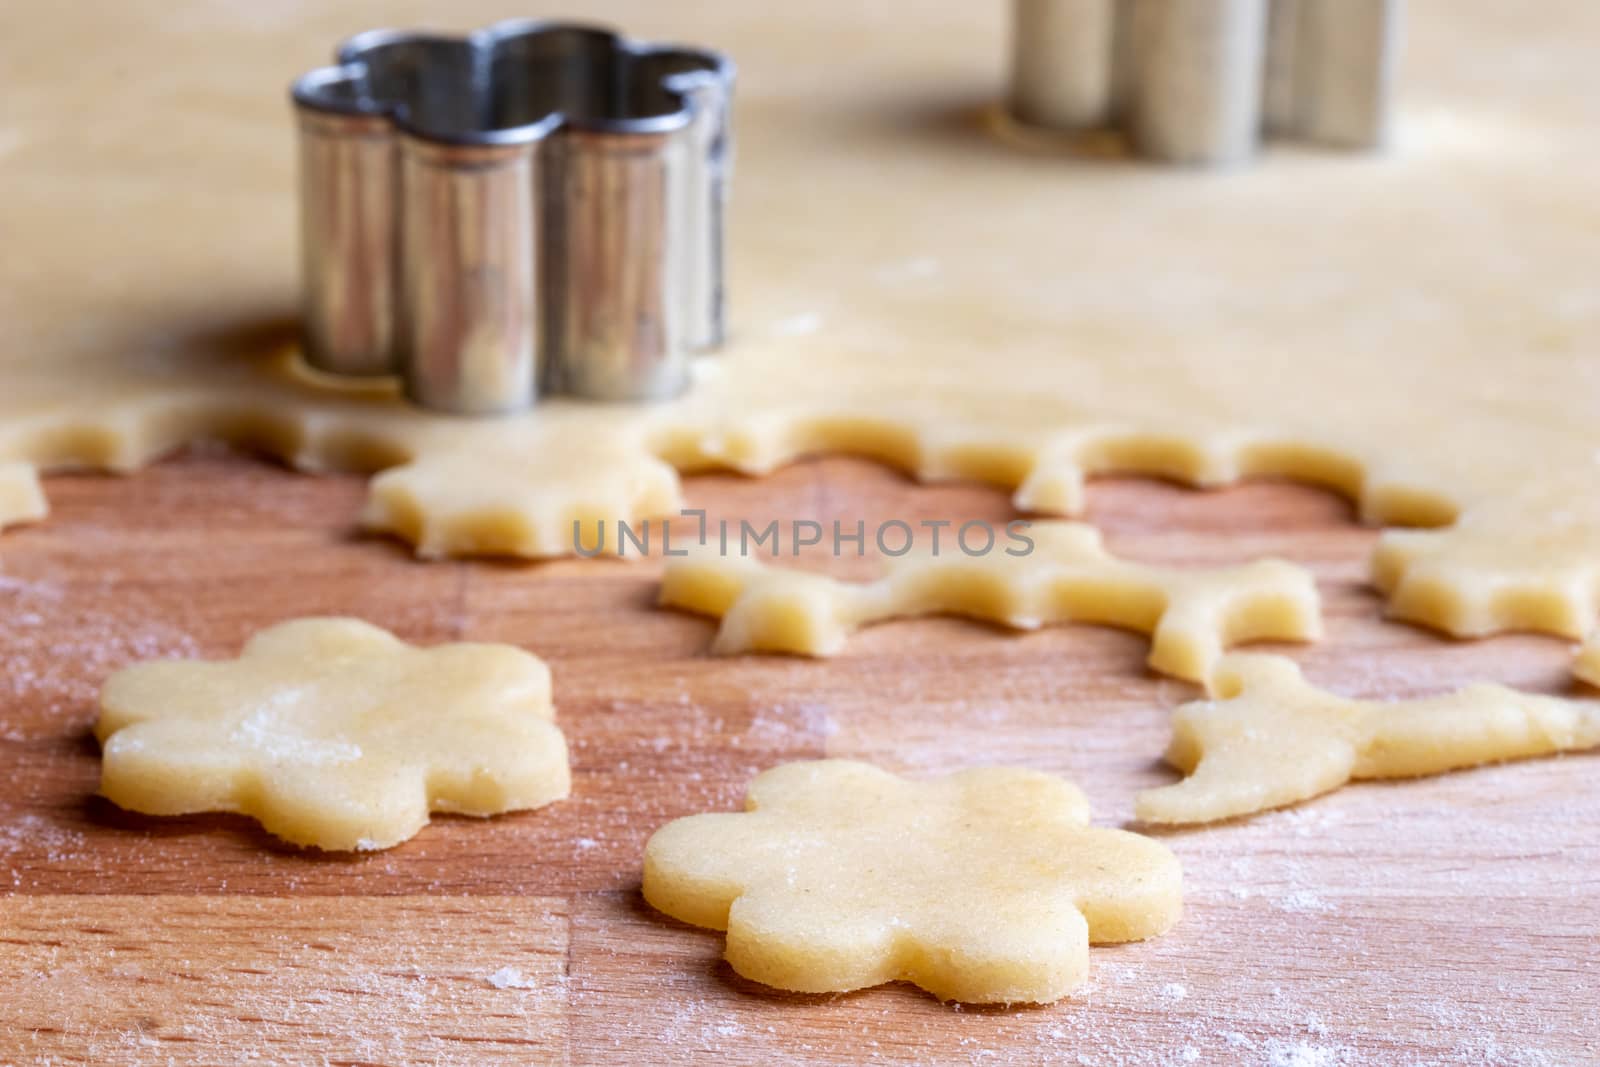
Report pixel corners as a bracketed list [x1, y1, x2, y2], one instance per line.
[485, 967, 539, 991]
[1273, 890, 1337, 915]
[1, 814, 89, 889]
[0, 574, 63, 597]
[0, 813, 85, 857]
[0, 568, 200, 725]
[1264, 1038, 1350, 1067]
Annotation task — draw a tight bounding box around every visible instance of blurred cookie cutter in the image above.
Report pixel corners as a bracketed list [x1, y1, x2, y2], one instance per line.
[292, 20, 733, 413]
[1008, 0, 1401, 167]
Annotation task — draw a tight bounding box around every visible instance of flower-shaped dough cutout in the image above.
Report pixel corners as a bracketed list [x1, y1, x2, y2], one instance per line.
[1136, 653, 1600, 825]
[642, 759, 1182, 1004]
[659, 520, 1319, 686]
[361, 429, 682, 559]
[94, 617, 570, 850]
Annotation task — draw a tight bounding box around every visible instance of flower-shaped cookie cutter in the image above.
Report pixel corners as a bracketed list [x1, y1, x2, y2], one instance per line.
[1007, 0, 1401, 166]
[292, 20, 734, 413]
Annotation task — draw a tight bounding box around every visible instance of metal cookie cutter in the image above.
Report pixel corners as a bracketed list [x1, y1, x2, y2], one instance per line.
[292, 21, 734, 414]
[1008, 0, 1402, 167]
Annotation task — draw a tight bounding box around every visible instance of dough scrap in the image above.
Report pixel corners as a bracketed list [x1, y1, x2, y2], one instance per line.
[94, 617, 570, 850]
[659, 520, 1319, 685]
[1136, 653, 1600, 825]
[1372, 482, 1600, 639]
[6, 2, 1600, 641]
[1576, 638, 1600, 690]
[0, 461, 46, 528]
[641, 759, 1182, 1004]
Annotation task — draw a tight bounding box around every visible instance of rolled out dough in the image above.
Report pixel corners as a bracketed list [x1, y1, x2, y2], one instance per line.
[642, 759, 1182, 1004]
[659, 520, 1319, 685]
[95, 618, 571, 851]
[1136, 653, 1600, 825]
[3, 0, 1599, 640]
[1576, 638, 1600, 690]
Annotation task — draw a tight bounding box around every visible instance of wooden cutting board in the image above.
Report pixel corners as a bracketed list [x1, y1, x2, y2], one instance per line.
[1, 451, 1596, 1065]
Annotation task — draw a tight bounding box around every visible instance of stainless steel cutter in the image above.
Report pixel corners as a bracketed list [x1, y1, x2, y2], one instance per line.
[1009, 0, 1402, 167]
[292, 20, 733, 414]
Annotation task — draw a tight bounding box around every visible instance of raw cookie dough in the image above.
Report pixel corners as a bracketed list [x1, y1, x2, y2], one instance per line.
[1136, 654, 1600, 825]
[95, 618, 570, 850]
[659, 520, 1318, 685]
[1576, 638, 1600, 689]
[642, 759, 1182, 1004]
[0, 460, 46, 527]
[5, 1, 1600, 640]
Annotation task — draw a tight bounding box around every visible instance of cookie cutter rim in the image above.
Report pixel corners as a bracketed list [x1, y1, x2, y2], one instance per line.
[292, 21, 734, 147]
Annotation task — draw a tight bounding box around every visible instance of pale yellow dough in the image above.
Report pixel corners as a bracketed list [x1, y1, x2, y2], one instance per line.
[659, 520, 1318, 685]
[0, 461, 47, 528]
[1136, 654, 1600, 825]
[1572, 637, 1600, 690]
[94, 618, 571, 851]
[641, 759, 1182, 1004]
[5, 1, 1600, 641]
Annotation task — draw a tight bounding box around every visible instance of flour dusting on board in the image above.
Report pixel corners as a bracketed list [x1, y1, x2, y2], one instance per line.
[1, 815, 89, 889]
[1, 567, 199, 725]
[485, 967, 539, 991]
[1272, 890, 1336, 915]
[2, 471, 1595, 1061]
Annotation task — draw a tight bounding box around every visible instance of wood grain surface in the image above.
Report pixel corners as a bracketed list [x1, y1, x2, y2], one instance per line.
[2, 450, 1597, 1065]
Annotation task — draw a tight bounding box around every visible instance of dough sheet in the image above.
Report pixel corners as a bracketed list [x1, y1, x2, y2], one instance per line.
[3, 1, 1599, 639]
